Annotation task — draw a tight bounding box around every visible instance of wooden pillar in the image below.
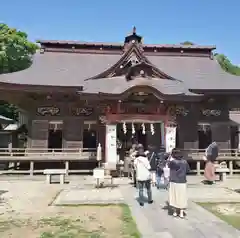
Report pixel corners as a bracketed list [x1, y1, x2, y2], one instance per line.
[161, 122, 165, 147]
[196, 161, 201, 175]
[30, 161, 34, 176]
[65, 161, 69, 176]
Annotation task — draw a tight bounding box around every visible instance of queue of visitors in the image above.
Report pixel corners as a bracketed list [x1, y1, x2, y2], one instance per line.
[130, 142, 218, 219]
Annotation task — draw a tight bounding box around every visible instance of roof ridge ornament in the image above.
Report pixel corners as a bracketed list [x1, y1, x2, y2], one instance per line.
[124, 27, 142, 45]
[132, 26, 136, 34]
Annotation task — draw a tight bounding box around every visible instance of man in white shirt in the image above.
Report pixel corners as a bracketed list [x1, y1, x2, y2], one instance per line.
[134, 147, 153, 206]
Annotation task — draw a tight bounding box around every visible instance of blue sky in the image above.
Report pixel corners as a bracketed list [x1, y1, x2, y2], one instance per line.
[1, 0, 239, 64]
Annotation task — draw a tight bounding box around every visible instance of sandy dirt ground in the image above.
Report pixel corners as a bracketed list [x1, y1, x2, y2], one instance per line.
[0, 181, 124, 238]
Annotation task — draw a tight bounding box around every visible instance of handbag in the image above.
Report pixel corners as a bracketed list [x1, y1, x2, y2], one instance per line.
[163, 164, 170, 179]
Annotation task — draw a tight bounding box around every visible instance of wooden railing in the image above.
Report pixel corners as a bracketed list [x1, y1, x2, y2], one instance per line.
[182, 149, 240, 175]
[0, 148, 97, 175]
[0, 148, 239, 176]
[0, 148, 97, 158]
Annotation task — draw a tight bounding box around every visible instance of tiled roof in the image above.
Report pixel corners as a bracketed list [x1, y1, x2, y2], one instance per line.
[0, 52, 121, 86]
[0, 50, 240, 95]
[148, 55, 240, 90]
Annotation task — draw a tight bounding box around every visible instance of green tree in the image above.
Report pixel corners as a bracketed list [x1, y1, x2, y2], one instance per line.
[0, 101, 18, 120]
[181, 40, 240, 76]
[0, 23, 38, 73]
[215, 53, 240, 76]
[180, 41, 195, 45]
[0, 23, 38, 120]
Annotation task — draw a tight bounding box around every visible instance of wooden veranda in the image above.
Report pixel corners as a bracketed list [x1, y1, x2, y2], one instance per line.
[0, 148, 239, 176]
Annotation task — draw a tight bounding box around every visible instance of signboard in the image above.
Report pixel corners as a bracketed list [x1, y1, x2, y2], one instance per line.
[105, 124, 117, 169]
[165, 126, 176, 153]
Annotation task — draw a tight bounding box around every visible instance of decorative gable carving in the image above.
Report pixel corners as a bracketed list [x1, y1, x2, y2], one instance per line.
[85, 41, 177, 81]
[129, 52, 139, 65]
[125, 62, 174, 81]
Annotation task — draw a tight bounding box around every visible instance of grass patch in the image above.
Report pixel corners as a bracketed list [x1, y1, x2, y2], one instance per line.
[198, 202, 240, 230]
[0, 204, 141, 238]
[39, 217, 103, 237]
[0, 216, 105, 238]
[52, 204, 141, 237]
[120, 204, 141, 238]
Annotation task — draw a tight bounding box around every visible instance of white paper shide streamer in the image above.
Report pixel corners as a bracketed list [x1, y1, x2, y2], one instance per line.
[150, 123, 155, 135]
[132, 123, 135, 135]
[141, 123, 145, 134]
[122, 122, 127, 134]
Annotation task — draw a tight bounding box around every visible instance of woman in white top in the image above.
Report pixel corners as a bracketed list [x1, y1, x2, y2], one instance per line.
[134, 147, 153, 206]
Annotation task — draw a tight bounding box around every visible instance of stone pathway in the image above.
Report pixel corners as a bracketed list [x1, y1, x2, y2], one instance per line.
[122, 186, 240, 238]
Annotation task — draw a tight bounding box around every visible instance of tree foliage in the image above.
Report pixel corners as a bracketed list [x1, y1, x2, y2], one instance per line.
[180, 41, 195, 45]
[0, 23, 38, 120]
[0, 101, 18, 120]
[181, 41, 240, 76]
[0, 23, 38, 74]
[214, 53, 240, 76]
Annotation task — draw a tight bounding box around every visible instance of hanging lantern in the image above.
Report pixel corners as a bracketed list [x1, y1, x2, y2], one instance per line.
[122, 122, 127, 134]
[132, 123, 135, 135]
[141, 123, 146, 135]
[150, 123, 155, 135]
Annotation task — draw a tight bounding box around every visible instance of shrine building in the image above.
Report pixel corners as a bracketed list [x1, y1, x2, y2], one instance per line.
[0, 27, 240, 165]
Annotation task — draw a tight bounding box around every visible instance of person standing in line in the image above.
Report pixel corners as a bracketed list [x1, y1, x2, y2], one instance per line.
[146, 145, 158, 187]
[203, 142, 218, 185]
[156, 152, 170, 189]
[168, 148, 190, 218]
[134, 146, 153, 206]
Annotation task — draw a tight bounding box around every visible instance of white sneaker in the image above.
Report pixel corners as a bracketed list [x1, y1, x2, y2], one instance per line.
[179, 210, 184, 218]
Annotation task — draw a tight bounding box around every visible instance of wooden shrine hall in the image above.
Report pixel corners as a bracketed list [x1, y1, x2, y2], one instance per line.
[1, 27, 240, 169]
